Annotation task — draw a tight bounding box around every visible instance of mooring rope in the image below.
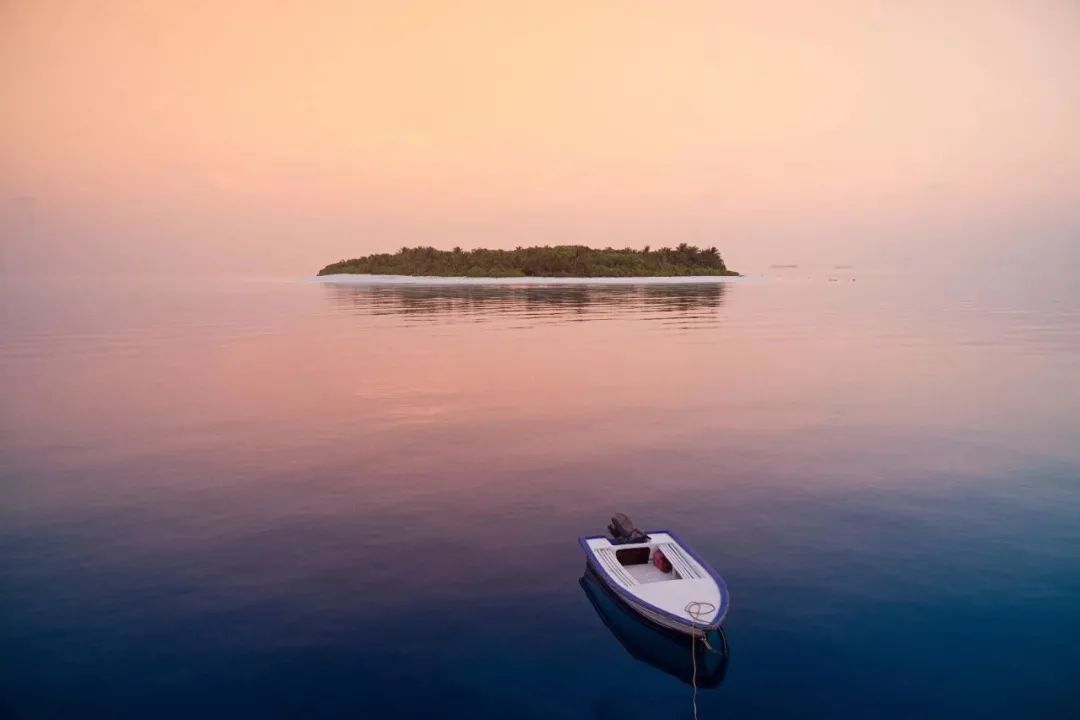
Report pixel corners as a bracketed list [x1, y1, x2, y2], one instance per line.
[685, 601, 720, 720]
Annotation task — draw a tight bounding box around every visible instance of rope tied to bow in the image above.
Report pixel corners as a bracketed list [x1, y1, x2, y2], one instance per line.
[685, 601, 722, 720]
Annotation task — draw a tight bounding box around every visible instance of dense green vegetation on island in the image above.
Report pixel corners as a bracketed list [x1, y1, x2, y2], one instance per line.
[318, 245, 738, 278]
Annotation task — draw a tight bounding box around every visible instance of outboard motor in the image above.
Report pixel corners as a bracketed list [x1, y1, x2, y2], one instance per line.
[608, 513, 649, 545]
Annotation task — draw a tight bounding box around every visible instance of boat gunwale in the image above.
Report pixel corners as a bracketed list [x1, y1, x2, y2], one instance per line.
[577, 529, 729, 629]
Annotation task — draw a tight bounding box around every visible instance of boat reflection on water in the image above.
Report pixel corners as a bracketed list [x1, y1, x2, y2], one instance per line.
[579, 566, 729, 688]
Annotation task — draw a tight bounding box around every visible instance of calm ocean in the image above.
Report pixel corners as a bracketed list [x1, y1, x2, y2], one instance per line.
[2, 271, 1078, 718]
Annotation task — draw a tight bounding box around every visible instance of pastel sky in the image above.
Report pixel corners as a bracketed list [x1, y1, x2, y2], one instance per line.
[2, 0, 1078, 276]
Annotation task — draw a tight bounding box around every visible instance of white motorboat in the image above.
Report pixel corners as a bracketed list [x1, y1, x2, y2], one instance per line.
[579, 514, 730, 637]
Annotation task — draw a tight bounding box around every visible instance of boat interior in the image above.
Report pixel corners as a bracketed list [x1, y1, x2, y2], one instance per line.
[614, 545, 685, 584]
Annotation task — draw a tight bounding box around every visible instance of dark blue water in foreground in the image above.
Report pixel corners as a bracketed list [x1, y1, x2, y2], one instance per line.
[2, 272, 1078, 718]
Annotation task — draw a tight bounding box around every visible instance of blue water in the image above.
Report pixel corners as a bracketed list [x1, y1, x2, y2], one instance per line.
[2, 272, 1078, 718]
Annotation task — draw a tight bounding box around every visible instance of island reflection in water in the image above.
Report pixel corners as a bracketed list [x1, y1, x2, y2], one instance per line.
[322, 281, 728, 325]
[579, 567, 729, 688]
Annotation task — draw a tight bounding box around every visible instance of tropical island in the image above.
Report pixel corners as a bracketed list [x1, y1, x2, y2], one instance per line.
[317, 245, 738, 278]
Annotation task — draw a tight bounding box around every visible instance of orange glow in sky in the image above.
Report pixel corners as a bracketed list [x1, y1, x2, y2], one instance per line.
[2, 0, 1078, 274]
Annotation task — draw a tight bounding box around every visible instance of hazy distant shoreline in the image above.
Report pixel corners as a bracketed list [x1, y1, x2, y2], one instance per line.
[315, 273, 748, 286]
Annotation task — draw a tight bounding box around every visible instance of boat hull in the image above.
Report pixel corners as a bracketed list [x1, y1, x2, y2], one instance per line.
[578, 530, 729, 637]
[583, 557, 707, 636]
